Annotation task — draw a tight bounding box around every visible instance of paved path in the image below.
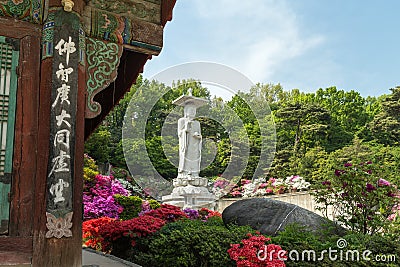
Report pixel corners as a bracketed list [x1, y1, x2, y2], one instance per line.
[82, 248, 141, 267]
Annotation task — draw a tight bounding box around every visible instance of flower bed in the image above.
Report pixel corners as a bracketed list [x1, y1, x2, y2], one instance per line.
[212, 175, 311, 199]
[82, 156, 400, 266]
[82, 201, 400, 267]
[83, 205, 184, 252]
[83, 204, 286, 267]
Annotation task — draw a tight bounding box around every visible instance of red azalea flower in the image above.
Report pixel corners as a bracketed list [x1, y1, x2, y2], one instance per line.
[228, 234, 286, 266]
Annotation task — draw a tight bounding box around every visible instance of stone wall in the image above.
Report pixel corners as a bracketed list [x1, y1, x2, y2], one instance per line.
[216, 191, 336, 221]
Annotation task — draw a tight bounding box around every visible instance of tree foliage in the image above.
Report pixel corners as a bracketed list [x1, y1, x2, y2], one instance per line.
[368, 86, 400, 145]
[85, 77, 399, 190]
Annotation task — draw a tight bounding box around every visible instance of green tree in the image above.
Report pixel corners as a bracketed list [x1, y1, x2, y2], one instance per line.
[314, 87, 368, 134]
[84, 125, 111, 164]
[367, 86, 400, 145]
[310, 87, 370, 151]
[318, 139, 400, 184]
[249, 83, 289, 111]
[105, 77, 142, 167]
[84, 76, 143, 168]
[297, 146, 330, 183]
[274, 102, 330, 154]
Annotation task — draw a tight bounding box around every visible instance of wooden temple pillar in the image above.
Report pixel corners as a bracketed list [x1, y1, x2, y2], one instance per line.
[0, 0, 175, 266]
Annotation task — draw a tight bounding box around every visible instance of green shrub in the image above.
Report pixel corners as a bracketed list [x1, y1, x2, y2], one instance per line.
[273, 223, 400, 267]
[342, 233, 400, 266]
[272, 224, 335, 267]
[148, 199, 160, 210]
[130, 217, 257, 267]
[83, 154, 99, 181]
[111, 167, 133, 181]
[387, 215, 400, 242]
[113, 195, 143, 220]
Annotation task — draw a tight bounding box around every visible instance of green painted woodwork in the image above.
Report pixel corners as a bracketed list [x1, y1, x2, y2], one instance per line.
[86, 7, 163, 55]
[0, 36, 19, 234]
[42, 8, 86, 65]
[0, 0, 43, 24]
[85, 37, 122, 118]
[87, 0, 161, 24]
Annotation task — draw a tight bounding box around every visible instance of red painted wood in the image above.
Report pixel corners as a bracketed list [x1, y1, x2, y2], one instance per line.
[0, 18, 40, 39]
[0, 236, 32, 251]
[0, 237, 32, 265]
[31, 57, 51, 267]
[9, 35, 40, 237]
[161, 0, 177, 26]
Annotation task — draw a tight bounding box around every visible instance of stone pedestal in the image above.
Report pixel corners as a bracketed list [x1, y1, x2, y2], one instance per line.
[162, 184, 215, 210]
[173, 176, 208, 187]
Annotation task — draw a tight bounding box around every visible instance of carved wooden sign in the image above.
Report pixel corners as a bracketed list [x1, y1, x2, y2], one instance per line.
[46, 10, 79, 239]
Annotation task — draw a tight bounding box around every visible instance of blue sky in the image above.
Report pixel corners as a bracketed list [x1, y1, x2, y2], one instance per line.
[143, 0, 399, 98]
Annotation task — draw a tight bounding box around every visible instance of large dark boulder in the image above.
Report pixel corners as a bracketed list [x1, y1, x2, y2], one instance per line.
[222, 198, 344, 236]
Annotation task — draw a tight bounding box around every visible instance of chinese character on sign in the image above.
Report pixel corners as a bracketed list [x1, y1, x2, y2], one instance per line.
[56, 63, 73, 83]
[56, 109, 71, 128]
[50, 179, 70, 204]
[55, 36, 76, 65]
[52, 84, 71, 108]
[54, 129, 70, 149]
[48, 150, 71, 177]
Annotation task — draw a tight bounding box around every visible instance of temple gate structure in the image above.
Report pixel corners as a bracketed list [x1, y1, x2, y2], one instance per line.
[0, 0, 176, 266]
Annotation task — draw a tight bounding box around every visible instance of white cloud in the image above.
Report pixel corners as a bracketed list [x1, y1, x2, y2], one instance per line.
[191, 0, 325, 83]
[146, 1, 398, 97]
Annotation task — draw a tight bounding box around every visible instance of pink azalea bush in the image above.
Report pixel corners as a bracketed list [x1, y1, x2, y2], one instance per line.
[212, 177, 238, 198]
[83, 174, 130, 220]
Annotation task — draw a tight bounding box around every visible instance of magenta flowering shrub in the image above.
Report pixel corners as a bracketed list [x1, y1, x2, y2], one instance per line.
[83, 174, 130, 220]
[111, 179, 130, 195]
[225, 179, 251, 198]
[137, 199, 161, 217]
[211, 177, 240, 198]
[313, 161, 400, 235]
[84, 194, 123, 220]
[213, 178, 232, 189]
[183, 208, 200, 220]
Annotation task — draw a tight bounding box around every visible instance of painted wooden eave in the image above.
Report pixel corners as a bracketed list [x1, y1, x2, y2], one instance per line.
[84, 0, 176, 138]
